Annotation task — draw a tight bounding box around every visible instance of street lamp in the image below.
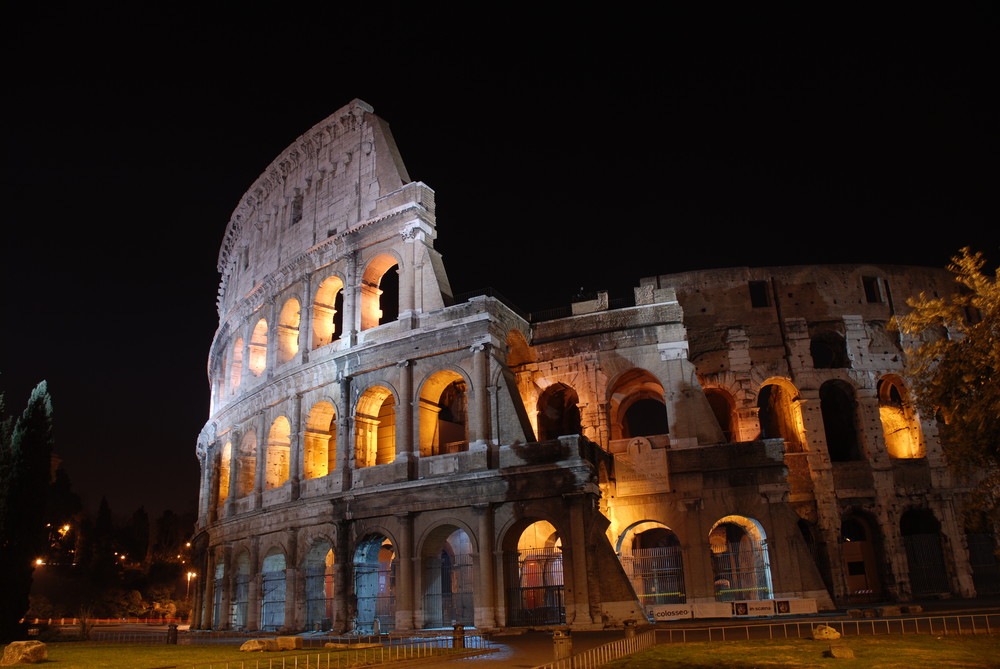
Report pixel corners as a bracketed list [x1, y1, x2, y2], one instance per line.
[186, 571, 197, 598]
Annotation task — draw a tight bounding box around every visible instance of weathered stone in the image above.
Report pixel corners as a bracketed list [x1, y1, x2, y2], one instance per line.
[903, 605, 923, 614]
[240, 639, 279, 652]
[847, 609, 863, 618]
[877, 605, 901, 617]
[0, 641, 48, 665]
[825, 643, 855, 659]
[811, 624, 841, 640]
[188, 100, 979, 637]
[277, 636, 302, 650]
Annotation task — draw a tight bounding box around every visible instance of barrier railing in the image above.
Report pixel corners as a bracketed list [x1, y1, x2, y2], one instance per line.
[532, 630, 657, 669]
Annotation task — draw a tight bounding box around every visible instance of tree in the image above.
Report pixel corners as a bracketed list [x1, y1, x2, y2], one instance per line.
[0, 381, 55, 641]
[891, 248, 1000, 527]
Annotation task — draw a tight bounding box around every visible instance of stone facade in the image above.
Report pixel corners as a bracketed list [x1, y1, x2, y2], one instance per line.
[190, 99, 996, 633]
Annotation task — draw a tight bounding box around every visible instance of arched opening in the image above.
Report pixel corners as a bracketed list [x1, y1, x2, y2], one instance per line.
[354, 534, 396, 633]
[236, 432, 256, 498]
[618, 522, 685, 606]
[229, 338, 243, 394]
[757, 381, 804, 452]
[820, 380, 863, 461]
[705, 388, 737, 443]
[216, 442, 231, 509]
[810, 330, 849, 369]
[231, 550, 250, 629]
[877, 376, 925, 458]
[505, 520, 564, 626]
[312, 275, 345, 349]
[709, 516, 772, 602]
[260, 547, 286, 631]
[536, 383, 581, 441]
[610, 369, 668, 440]
[304, 540, 336, 631]
[265, 417, 290, 489]
[249, 318, 268, 376]
[360, 254, 399, 331]
[419, 371, 469, 456]
[841, 513, 885, 603]
[901, 508, 950, 596]
[304, 401, 337, 479]
[421, 526, 474, 628]
[276, 298, 301, 364]
[355, 387, 396, 468]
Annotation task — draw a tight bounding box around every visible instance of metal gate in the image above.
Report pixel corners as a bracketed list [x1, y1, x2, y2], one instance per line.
[621, 546, 686, 605]
[904, 533, 950, 595]
[506, 548, 565, 626]
[968, 533, 1000, 595]
[711, 544, 772, 602]
[423, 551, 475, 627]
[355, 561, 396, 633]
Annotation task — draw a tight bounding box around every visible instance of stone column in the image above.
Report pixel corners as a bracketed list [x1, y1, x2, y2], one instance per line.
[253, 412, 267, 510]
[289, 393, 303, 500]
[397, 360, 416, 478]
[300, 273, 313, 364]
[470, 343, 491, 448]
[334, 519, 352, 633]
[247, 540, 261, 631]
[395, 512, 415, 631]
[339, 375, 354, 490]
[220, 545, 233, 630]
[343, 251, 359, 347]
[474, 503, 497, 628]
[225, 427, 240, 518]
[564, 491, 595, 626]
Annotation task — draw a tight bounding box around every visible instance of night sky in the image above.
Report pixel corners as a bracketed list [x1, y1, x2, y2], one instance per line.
[3, 4, 997, 523]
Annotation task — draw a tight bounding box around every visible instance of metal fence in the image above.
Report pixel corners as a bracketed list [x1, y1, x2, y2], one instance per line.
[652, 612, 1000, 644]
[530, 613, 1000, 669]
[176, 633, 494, 669]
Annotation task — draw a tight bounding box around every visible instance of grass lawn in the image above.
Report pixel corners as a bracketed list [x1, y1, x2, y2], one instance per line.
[3, 641, 473, 668]
[604, 635, 1000, 668]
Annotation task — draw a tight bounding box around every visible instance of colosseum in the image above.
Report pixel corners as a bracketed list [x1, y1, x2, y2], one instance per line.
[190, 99, 997, 634]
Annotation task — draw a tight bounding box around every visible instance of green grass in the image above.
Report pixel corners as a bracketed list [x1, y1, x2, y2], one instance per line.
[2, 641, 473, 668]
[604, 635, 1000, 669]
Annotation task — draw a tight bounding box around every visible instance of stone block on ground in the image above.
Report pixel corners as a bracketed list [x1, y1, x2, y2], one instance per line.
[277, 636, 302, 650]
[877, 605, 901, 617]
[811, 624, 841, 640]
[1, 641, 48, 665]
[903, 605, 923, 614]
[240, 638, 279, 652]
[824, 643, 855, 659]
[847, 609, 863, 618]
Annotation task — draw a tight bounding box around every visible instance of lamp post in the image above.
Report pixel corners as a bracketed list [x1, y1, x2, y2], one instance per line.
[186, 571, 197, 599]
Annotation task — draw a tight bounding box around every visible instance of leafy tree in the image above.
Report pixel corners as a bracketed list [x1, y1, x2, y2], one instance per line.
[0, 381, 55, 641]
[892, 248, 1000, 527]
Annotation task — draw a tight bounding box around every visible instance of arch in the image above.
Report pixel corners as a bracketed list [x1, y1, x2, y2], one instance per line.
[705, 387, 737, 443]
[276, 298, 301, 364]
[877, 375, 925, 458]
[757, 379, 804, 452]
[820, 380, 863, 461]
[419, 370, 469, 456]
[708, 515, 773, 602]
[229, 337, 243, 394]
[260, 546, 287, 631]
[609, 369, 668, 440]
[265, 416, 291, 489]
[900, 508, 950, 596]
[420, 525, 475, 627]
[360, 253, 400, 331]
[216, 442, 231, 509]
[236, 431, 256, 498]
[505, 520, 565, 626]
[355, 386, 396, 467]
[248, 318, 268, 376]
[304, 401, 337, 479]
[231, 549, 251, 629]
[840, 511, 885, 603]
[304, 539, 336, 631]
[617, 521, 685, 606]
[536, 382, 582, 441]
[312, 275, 345, 349]
[354, 533, 396, 633]
[810, 330, 849, 369]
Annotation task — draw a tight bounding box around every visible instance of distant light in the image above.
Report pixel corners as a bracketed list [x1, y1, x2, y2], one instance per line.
[35, 558, 44, 565]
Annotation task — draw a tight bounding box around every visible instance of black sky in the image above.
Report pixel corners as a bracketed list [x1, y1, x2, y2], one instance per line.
[2, 3, 997, 522]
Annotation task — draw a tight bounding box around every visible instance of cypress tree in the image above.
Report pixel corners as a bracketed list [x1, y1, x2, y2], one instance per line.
[0, 381, 55, 641]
